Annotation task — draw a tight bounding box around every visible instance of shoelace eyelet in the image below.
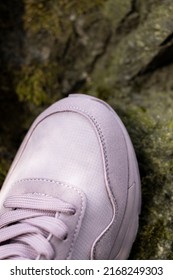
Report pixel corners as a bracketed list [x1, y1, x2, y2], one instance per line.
[71, 209, 76, 216]
[63, 234, 68, 241]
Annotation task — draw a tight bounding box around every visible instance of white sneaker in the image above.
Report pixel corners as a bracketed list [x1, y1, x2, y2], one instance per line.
[0, 94, 141, 259]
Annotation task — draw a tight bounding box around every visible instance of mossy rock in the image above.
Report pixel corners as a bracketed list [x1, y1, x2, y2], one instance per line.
[0, 0, 173, 259]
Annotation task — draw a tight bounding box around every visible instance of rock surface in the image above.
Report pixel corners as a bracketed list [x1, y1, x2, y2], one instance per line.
[0, 0, 173, 259]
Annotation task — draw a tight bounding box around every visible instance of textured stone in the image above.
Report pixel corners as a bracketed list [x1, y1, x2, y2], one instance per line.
[0, 0, 173, 259]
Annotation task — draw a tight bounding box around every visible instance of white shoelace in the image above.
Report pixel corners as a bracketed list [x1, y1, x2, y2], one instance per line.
[0, 193, 76, 259]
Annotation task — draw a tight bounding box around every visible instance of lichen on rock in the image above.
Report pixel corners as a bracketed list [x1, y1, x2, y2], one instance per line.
[0, 0, 173, 259]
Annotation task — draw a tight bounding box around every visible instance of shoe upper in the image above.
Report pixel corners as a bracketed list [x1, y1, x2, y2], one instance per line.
[0, 94, 140, 260]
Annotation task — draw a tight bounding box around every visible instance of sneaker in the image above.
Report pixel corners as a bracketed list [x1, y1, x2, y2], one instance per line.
[0, 94, 141, 260]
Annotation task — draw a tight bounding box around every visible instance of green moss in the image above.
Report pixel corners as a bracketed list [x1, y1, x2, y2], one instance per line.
[16, 63, 62, 106]
[16, 66, 47, 105]
[1, 0, 173, 259]
[108, 97, 173, 259]
[102, 0, 131, 30]
[100, 1, 173, 87]
[16, 0, 108, 106]
[89, 63, 173, 259]
[136, 216, 173, 259]
[24, 0, 64, 37]
[23, 0, 106, 37]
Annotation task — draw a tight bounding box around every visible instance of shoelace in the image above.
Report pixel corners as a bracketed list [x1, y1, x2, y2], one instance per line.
[0, 193, 76, 259]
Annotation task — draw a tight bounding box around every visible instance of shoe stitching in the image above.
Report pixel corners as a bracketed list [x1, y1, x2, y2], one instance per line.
[58, 105, 131, 260]
[4, 103, 127, 259]
[59, 105, 119, 207]
[13, 178, 85, 259]
[57, 106, 119, 259]
[42, 105, 120, 259]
